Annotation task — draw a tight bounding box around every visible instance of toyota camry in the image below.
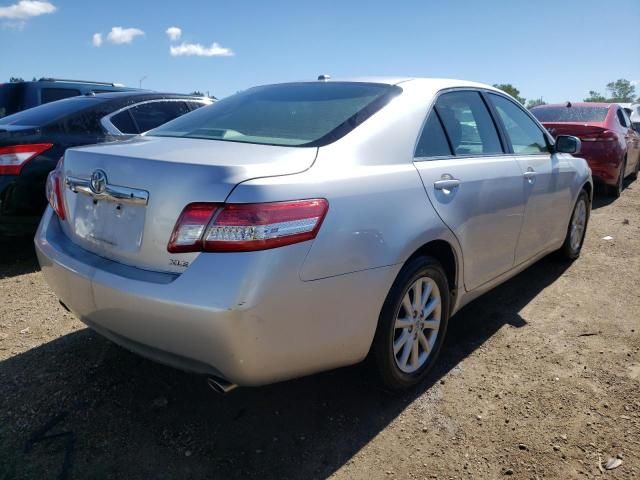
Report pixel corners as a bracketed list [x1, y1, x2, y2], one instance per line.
[36, 77, 592, 391]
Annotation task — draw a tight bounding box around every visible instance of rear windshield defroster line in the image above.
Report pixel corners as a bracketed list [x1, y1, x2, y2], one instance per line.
[146, 82, 403, 148]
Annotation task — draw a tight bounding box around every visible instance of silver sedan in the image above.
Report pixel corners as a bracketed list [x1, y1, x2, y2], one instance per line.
[36, 77, 592, 391]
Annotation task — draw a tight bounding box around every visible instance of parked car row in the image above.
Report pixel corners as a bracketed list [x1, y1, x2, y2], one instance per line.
[0, 89, 211, 235]
[32, 77, 595, 392]
[530, 102, 640, 197]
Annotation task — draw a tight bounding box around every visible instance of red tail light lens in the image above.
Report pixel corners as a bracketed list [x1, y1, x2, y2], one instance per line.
[580, 130, 616, 142]
[167, 199, 329, 253]
[45, 158, 66, 220]
[0, 143, 53, 175]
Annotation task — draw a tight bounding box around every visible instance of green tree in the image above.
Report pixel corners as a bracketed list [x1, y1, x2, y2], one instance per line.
[493, 84, 526, 105]
[584, 90, 607, 102]
[190, 90, 204, 96]
[605, 79, 636, 102]
[526, 97, 546, 109]
[9, 77, 24, 83]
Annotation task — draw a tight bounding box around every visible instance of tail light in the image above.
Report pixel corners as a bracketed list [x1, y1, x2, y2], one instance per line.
[45, 157, 66, 220]
[580, 130, 617, 142]
[168, 199, 329, 253]
[0, 144, 53, 175]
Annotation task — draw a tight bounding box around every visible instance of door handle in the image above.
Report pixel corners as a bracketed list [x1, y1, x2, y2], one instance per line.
[434, 177, 461, 191]
[523, 168, 536, 183]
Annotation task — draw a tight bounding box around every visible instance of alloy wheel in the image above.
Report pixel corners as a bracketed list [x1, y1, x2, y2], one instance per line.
[393, 276, 441, 373]
[570, 197, 587, 252]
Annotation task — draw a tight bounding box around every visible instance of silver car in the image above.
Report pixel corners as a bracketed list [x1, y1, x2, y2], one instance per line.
[36, 78, 592, 392]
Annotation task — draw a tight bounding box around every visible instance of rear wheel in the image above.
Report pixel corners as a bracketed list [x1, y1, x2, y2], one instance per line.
[559, 190, 590, 260]
[372, 256, 450, 390]
[608, 157, 626, 198]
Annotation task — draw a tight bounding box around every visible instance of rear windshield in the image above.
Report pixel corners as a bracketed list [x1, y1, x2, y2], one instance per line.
[0, 83, 24, 119]
[530, 106, 609, 123]
[147, 82, 401, 147]
[0, 96, 105, 127]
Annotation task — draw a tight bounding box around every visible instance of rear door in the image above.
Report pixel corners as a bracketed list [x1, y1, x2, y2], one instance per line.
[413, 90, 526, 291]
[487, 93, 574, 263]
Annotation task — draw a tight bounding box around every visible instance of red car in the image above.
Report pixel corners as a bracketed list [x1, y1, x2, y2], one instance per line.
[531, 102, 640, 197]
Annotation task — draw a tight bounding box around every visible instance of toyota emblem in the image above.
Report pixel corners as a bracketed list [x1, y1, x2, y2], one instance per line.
[90, 170, 107, 194]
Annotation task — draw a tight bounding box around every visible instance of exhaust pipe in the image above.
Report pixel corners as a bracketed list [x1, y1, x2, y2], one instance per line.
[207, 376, 238, 395]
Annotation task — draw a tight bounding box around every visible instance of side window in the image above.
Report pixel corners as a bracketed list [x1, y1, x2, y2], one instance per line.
[415, 111, 452, 158]
[435, 91, 503, 155]
[41, 88, 80, 104]
[129, 101, 190, 132]
[110, 110, 138, 134]
[187, 101, 207, 111]
[616, 109, 629, 128]
[489, 94, 550, 154]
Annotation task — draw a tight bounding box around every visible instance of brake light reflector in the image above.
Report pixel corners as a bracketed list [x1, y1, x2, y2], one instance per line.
[45, 157, 66, 220]
[0, 144, 53, 175]
[167, 203, 219, 253]
[167, 199, 329, 253]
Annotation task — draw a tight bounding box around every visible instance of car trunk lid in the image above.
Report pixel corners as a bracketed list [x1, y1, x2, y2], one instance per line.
[541, 121, 608, 138]
[59, 136, 317, 273]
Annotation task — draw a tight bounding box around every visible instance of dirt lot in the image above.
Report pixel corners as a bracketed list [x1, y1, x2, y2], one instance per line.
[0, 182, 639, 480]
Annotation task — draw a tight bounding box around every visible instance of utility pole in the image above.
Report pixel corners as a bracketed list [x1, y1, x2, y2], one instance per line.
[139, 75, 147, 89]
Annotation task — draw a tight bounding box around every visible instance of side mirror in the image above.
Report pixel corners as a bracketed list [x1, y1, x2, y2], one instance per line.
[555, 135, 581, 155]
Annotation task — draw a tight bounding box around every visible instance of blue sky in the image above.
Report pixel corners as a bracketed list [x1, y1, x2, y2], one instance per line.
[1, 0, 639, 102]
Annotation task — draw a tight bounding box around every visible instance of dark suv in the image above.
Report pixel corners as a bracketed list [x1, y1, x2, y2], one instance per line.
[0, 78, 137, 119]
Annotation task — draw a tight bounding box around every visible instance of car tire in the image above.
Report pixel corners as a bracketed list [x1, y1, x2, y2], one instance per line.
[559, 190, 590, 260]
[608, 158, 626, 198]
[372, 256, 450, 390]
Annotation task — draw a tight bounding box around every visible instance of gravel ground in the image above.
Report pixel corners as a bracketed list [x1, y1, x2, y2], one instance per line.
[0, 182, 639, 480]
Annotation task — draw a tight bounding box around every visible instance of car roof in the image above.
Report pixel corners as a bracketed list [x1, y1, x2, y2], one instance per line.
[257, 77, 505, 96]
[92, 91, 208, 101]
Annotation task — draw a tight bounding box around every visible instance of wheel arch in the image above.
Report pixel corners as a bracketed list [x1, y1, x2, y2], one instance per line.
[405, 239, 459, 306]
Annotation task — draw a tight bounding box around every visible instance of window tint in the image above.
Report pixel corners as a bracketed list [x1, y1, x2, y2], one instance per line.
[616, 109, 629, 128]
[41, 88, 81, 104]
[110, 110, 138, 134]
[415, 111, 452, 157]
[530, 106, 609, 122]
[186, 101, 207, 111]
[0, 83, 23, 118]
[129, 101, 190, 133]
[434, 91, 502, 155]
[489, 94, 549, 154]
[147, 82, 401, 147]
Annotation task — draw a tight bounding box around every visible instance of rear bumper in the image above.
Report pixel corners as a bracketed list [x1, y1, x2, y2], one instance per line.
[580, 145, 622, 185]
[0, 174, 44, 236]
[35, 208, 399, 386]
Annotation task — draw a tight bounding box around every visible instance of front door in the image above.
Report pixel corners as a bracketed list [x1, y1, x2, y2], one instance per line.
[486, 93, 574, 264]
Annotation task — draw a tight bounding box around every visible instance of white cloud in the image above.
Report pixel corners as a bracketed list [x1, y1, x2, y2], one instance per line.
[166, 26, 181, 41]
[92, 32, 102, 47]
[170, 41, 234, 57]
[0, 0, 56, 19]
[106, 26, 144, 45]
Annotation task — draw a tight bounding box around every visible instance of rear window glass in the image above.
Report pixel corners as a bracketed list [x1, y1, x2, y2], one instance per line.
[530, 106, 609, 122]
[129, 101, 190, 132]
[0, 96, 104, 127]
[147, 82, 401, 147]
[0, 83, 23, 119]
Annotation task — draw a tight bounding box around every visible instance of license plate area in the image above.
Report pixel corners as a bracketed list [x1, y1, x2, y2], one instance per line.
[73, 195, 146, 252]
